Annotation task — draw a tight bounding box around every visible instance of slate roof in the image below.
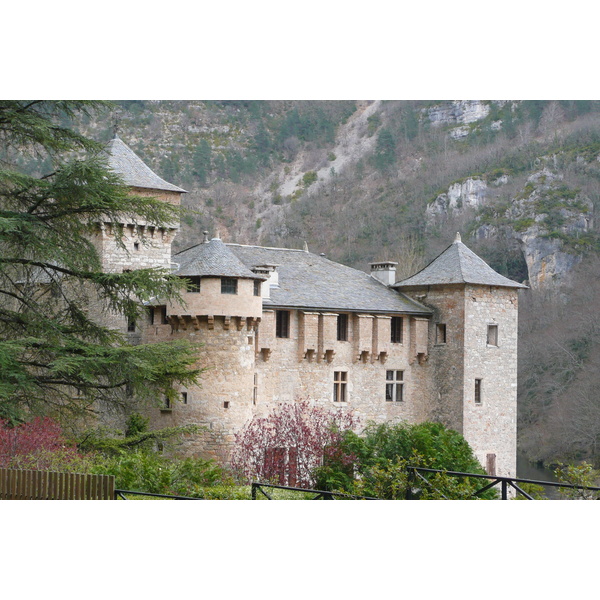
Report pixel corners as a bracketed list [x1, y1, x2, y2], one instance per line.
[173, 237, 265, 279]
[225, 244, 432, 315]
[105, 136, 187, 193]
[392, 234, 527, 289]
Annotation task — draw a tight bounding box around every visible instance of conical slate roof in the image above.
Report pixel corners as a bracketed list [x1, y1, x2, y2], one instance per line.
[105, 136, 187, 193]
[392, 234, 527, 289]
[173, 237, 265, 279]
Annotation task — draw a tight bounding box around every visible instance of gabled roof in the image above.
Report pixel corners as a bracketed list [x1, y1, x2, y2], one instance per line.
[105, 136, 187, 193]
[173, 237, 265, 280]
[226, 244, 432, 315]
[392, 234, 527, 289]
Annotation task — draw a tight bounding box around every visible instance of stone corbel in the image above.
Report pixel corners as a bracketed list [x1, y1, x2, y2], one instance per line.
[237, 316, 247, 331]
[260, 348, 272, 361]
[324, 349, 335, 363]
[223, 316, 231, 331]
[192, 316, 201, 331]
[178, 316, 188, 331]
[207, 315, 214, 330]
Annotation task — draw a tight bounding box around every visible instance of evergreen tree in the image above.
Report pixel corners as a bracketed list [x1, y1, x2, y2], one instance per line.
[192, 139, 212, 187]
[0, 101, 200, 423]
[373, 127, 396, 171]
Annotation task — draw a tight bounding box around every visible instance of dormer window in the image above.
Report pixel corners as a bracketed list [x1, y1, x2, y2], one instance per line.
[221, 278, 238, 294]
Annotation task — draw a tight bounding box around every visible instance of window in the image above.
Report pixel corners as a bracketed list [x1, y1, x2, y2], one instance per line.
[276, 310, 290, 338]
[127, 318, 136, 332]
[487, 324, 498, 346]
[160, 306, 169, 324]
[337, 314, 348, 341]
[133, 242, 140, 251]
[185, 276, 201, 293]
[254, 280, 261, 296]
[391, 316, 403, 344]
[436, 323, 447, 344]
[333, 371, 347, 403]
[385, 370, 404, 402]
[163, 396, 171, 410]
[223, 401, 230, 409]
[149, 307, 155, 325]
[221, 277, 237, 294]
[474, 379, 482, 404]
[181, 392, 188, 405]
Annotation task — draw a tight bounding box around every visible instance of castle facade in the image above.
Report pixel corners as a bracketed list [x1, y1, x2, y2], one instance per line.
[102, 137, 525, 478]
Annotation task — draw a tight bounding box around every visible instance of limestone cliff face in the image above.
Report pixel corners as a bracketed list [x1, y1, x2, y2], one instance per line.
[426, 168, 594, 289]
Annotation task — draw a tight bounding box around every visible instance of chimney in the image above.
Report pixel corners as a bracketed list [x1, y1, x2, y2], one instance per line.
[252, 264, 279, 299]
[369, 261, 398, 286]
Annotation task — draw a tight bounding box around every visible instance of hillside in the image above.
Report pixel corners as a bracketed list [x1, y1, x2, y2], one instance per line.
[79, 100, 600, 466]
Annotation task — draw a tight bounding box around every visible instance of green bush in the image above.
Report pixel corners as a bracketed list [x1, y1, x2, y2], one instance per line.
[314, 421, 496, 499]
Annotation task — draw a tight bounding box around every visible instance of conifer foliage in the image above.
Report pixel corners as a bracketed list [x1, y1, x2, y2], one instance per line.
[0, 101, 200, 423]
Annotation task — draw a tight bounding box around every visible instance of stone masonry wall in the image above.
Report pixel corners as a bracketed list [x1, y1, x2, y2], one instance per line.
[462, 285, 518, 477]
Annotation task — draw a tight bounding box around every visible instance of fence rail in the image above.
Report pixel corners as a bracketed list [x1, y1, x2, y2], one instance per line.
[251, 467, 600, 500]
[0, 468, 115, 500]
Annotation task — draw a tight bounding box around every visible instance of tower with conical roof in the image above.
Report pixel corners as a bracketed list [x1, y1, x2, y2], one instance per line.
[96, 135, 186, 275]
[393, 233, 527, 478]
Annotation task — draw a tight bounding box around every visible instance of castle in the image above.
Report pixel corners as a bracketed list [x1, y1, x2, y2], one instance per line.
[100, 136, 525, 478]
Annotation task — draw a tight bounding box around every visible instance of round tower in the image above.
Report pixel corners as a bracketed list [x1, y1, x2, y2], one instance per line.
[143, 236, 267, 460]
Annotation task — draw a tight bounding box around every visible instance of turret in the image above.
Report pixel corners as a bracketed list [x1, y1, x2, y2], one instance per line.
[393, 233, 527, 478]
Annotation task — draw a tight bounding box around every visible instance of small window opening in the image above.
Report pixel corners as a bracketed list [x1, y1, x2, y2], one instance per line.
[186, 276, 201, 293]
[221, 278, 238, 294]
[391, 317, 403, 344]
[337, 314, 348, 341]
[254, 280, 261, 296]
[385, 370, 404, 402]
[487, 324, 498, 346]
[133, 242, 140, 251]
[474, 379, 482, 404]
[127, 318, 136, 332]
[181, 392, 188, 404]
[161, 306, 169, 324]
[224, 401, 230, 409]
[436, 323, 447, 344]
[276, 310, 290, 338]
[333, 371, 347, 403]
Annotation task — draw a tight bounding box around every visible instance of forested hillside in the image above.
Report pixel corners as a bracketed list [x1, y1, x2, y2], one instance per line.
[78, 100, 600, 466]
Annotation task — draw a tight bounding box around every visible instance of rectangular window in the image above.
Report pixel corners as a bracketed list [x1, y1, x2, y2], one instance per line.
[385, 370, 404, 402]
[149, 307, 155, 325]
[185, 276, 201, 293]
[475, 379, 482, 404]
[163, 396, 171, 410]
[160, 306, 169, 324]
[391, 316, 403, 344]
[276, 310, 290, 338]
[337, 314, 348, 341]
[127, 318, 136, 332]
[333, 371, 347, 402]
[436, 323, 447, 344]
[487, 324, 498, 346]
[221, 277, 238, 294]
[181, 392, 188, 405]
[254, 280, 261, 296]
[133, 242, 140, 251]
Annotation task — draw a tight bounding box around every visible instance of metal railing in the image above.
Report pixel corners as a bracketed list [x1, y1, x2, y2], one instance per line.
[250, 468, 600, 500]
[251, 482, 378, 500]
[407, 466, 600, 499]
[114, 489, 202, 499]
